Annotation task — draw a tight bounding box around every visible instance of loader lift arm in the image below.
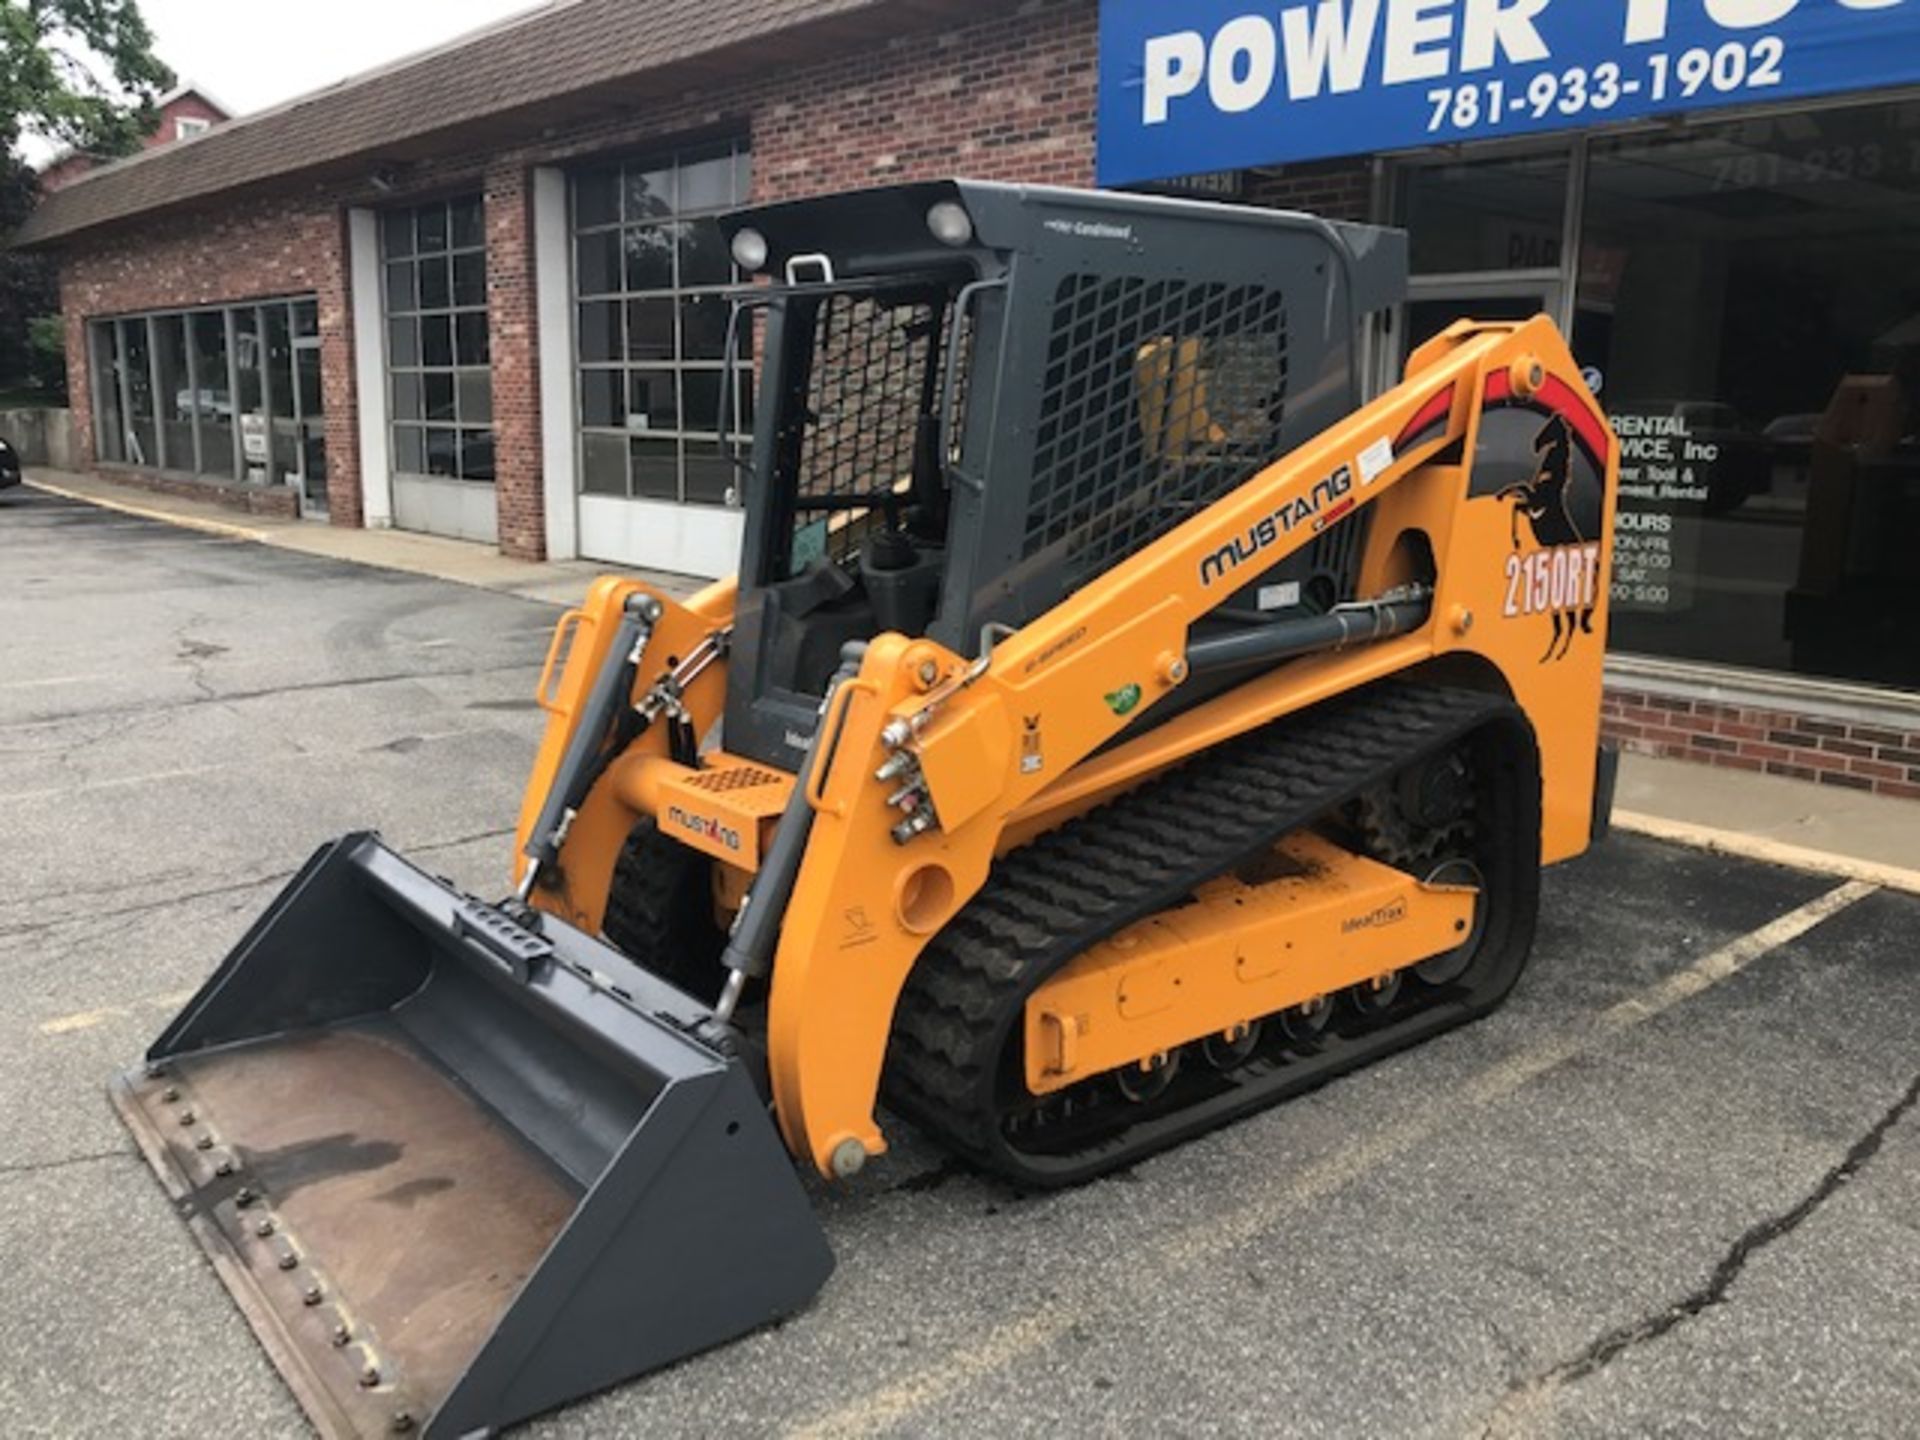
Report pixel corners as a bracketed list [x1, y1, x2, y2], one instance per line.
[764, 314, 1615, 1178]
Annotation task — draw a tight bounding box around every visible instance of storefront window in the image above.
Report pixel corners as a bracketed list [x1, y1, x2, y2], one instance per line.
[571, 138, 752, 505]
[197, 312, 236, 475]
[384, 195, 494, 483]
[90, 321, 125, 464]
[120, 317, 155, 467]
[154, 315, 194, 471]
[1576, 100, 1920, 689]
[1399, 147, 1571, 275]
[86, 298, 324, 496]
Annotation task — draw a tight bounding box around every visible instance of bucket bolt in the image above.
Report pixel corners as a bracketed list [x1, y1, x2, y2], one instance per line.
[302, 1285, 323, 1307]
[214, 1159, 234, 1177]
[331, 1323, 351, 1347]
[161, 1087, 180, 1103]
[360, 1364, 382, 1389]
[391, 1413, 414, 1434]
[194, 1134, 213, 1151]
[178, 1110, 196, 1126]
[235, 1187, 258, 1208]
[254, 1218, 275, 1237]
[278, 1252, 299, 1272]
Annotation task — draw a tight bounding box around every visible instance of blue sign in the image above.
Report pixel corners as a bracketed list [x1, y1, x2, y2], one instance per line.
[1098, 0, 1920, 186]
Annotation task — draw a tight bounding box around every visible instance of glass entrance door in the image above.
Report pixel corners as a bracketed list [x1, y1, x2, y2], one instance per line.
[293, 299, 327, 519]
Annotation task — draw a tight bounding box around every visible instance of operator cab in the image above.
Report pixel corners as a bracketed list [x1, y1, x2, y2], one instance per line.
[714, 182, 1407, 771]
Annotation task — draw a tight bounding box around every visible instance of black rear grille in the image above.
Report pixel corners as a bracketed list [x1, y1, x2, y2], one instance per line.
[1023, 274, 1290, 590]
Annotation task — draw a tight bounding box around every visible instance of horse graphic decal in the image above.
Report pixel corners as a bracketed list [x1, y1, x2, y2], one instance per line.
[1499, 415, 1603, 664]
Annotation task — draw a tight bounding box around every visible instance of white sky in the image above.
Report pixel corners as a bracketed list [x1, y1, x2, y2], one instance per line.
[139, 0, 551, 114]
[22, 0, 551, 160]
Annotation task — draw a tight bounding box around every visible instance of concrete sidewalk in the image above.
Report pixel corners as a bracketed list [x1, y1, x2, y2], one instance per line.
[20, 466, 1919, 889]
[22, 467, 704, 608]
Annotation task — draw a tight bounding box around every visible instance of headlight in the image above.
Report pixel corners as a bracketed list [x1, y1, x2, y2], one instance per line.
[927, 201, 974, 248]
[730, 227, 769, 273]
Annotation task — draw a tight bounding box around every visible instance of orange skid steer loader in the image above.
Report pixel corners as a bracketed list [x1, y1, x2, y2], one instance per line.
[113, 181, 1618, 1437]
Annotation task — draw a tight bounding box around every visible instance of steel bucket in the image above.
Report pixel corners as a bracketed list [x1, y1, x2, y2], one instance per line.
[111, 833, 832, 1438]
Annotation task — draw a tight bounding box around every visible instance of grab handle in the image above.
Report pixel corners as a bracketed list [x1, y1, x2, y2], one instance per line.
[536, 609, 592, 716]
[806, 678, 878, 815]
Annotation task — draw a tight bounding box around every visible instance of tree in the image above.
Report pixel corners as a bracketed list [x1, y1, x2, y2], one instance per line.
[0, 1, 173, 402]
[0, 149, 58, 399]
[1, 0, 174, 160]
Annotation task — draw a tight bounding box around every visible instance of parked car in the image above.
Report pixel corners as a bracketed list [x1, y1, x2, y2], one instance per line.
[176, 386, 235, 419]
[0, 435, 21, 488]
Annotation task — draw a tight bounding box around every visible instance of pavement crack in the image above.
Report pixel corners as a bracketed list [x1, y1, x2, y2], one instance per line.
[0, 659, 541, 731]
[1484, 1070, 1920, 1434]
[410, 826, 515, 855]
[173, 614, 224, 702]
[0, 870, 299, 941]
[0, 825, 521, 946]
[0, 1148, 134, 1180]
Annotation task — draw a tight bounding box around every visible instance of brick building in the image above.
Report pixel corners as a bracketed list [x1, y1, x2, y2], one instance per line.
[38, 85, 231, 191]
[13, 0, 1920, 793]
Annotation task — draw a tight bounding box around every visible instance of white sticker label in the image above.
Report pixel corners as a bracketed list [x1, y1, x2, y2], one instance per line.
[1358, 437, 1395, 485]
[1258, 581, 1302, 612]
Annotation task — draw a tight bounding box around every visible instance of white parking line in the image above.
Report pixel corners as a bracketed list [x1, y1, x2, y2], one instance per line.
[786, 879, 1879, 1440]
[1615, 809, 1920, 897]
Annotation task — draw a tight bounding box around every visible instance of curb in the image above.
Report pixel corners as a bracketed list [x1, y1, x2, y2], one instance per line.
[1614, 809, 1920, 897]
[25, 476, 271, 542]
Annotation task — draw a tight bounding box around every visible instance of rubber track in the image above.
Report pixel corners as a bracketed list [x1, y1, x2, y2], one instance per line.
[602, 818, 725, 1000]
[885, 681, 1516, 1173]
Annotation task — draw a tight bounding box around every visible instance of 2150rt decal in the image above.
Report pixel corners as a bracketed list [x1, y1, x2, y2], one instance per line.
[1473, 380, 1613, 665]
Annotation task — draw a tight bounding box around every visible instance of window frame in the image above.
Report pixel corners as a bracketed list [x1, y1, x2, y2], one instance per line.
[569, 137, 752, 506]
[85, 295, 320, 489]
[381, 193, 496, 484]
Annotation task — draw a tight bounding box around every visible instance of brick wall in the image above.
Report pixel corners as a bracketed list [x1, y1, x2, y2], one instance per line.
[1604, 685, 1920, 801]
[484, 163, 543, 561]
[748, 0, 1098, 199]
[1243, 160, 1375, 223]
[79, 465, 300, 518]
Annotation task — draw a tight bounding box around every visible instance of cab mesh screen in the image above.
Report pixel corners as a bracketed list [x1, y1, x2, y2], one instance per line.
[791, 293, 938, 567]
[1023, 274, 1289, 590]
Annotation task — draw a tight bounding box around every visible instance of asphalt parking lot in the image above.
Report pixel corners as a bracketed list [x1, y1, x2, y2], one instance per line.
[3, 484, 1916, 1439]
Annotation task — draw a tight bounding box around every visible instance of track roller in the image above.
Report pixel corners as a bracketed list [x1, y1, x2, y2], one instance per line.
[1116, 1050, 1180, 1103]
[1202, 1022, 1263, 1071]
[1278, 995, 1333, 1047]
[1350, 973, 1404, 1015]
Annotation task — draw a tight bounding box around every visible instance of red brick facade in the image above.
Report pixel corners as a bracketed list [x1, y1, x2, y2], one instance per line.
[1604, 686, 1920, 801]
[483, 164, 543, 560]
[1243, 160, 1375, 223]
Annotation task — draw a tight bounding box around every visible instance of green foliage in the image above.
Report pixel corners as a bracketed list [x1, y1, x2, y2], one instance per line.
[0, 2, 167, 398]
[25, 311, 65, 396]
[0, 147, 56, 395]
[0, 0, 174, 160]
